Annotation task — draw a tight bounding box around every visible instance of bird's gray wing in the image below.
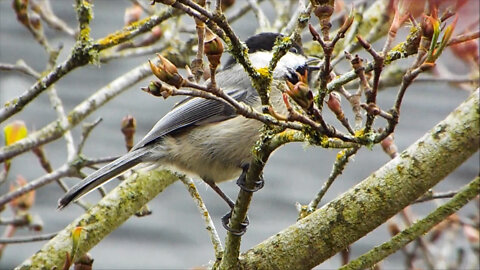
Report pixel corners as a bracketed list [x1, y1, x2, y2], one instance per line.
[131, 88, 256, 150]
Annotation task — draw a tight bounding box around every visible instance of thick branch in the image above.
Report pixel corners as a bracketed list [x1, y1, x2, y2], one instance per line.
[239, 89, 479, 269]
[340, 176, 480, 270]
[17, 169, 178, 269]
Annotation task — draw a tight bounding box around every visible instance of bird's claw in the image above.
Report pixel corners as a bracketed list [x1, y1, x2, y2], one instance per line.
[236, 163, 265, 192]
[221, 211, 249, 236]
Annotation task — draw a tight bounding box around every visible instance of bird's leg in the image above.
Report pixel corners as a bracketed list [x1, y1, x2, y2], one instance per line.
[204, 180, 249, 235]
[236, 163, 264, 192]
[204, 180, 235, 208]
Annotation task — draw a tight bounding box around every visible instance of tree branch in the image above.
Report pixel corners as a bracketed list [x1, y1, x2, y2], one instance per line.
[340, 176, 480, 270]
[0, 61, 153, 163]
[0, 8, 176, 123]
[238, 89, 479, 269]
[17, 169, 179, 269]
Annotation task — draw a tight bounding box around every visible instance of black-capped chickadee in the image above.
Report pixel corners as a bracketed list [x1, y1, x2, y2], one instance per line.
[58, 32, 312, 231]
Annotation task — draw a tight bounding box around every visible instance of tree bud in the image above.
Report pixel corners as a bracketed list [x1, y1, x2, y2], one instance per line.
[149, 54, 184, 88]
[327, 92, 344, 120]
[286, 80, 313, 110]
[204, 28, 224, 69]
[121, 115, 136, 151]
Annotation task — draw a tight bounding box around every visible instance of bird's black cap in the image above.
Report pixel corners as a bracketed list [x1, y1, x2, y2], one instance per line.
[223, 32, 304, 68]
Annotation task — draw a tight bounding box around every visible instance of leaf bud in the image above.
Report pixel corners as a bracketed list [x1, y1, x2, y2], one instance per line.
[204, 28, 224, 69]
[327, 92, 344, 120]
[149, 54, 184, 88]
[286, 80, 313, 111]
[314, 5, 334, 20]
[121, 115, 136, 151]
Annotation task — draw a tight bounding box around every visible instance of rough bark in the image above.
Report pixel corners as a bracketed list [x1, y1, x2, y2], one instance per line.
[16, 90, 478, 270]
[239, 90, 479, 269]
[17, 170, 178, 269]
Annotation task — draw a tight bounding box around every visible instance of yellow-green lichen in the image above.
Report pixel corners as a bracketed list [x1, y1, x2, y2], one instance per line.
[4, 98, 19, 108]
[127, 16, 151, 30]
[96, 30, 132, 47]
[320, 135, 330, 147]
[79, 26, 91, 40]
[396, 164, 404, 174]
[385, 26, 421, 64]
[256, 67, 270, 77]
[336, 149, 347, 160]
[354, 128, 365, 137]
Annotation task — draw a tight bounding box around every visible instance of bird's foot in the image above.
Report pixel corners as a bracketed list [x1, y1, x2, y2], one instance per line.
[221, 211, 249, 236]
[236, 164, 264, 192]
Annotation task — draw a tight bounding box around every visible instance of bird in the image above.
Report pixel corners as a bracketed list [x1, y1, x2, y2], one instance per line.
[58, 32, 313, 234]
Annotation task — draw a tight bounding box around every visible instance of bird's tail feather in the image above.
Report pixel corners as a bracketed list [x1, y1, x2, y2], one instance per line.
[58, 149, 147, 209]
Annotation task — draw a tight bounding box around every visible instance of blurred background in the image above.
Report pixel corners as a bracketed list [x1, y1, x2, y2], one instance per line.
[0, 0, 478, 269]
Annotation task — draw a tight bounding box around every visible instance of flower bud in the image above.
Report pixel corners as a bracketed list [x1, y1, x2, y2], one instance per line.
[286, 80, 313, 110]
[421, 16, 434, 39]
[387, 221, 401, 236]
[12, 0, 29, 27]
[135, 204, 152, 217]
[338, 14, 354, 34]
[29, 214, 44, 232]
[29, 13, 42, 31]
[141, 81, 162, 97]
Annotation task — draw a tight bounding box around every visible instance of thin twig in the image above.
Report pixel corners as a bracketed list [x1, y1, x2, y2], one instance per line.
[47, 87, 77, 162]
[247, 0, 271, 31]
[77, 118, 103, 154]
[0, 61, 155, 163]
[0, 232, 57, 244]
[303, 146, 360, 217]
[179, 176, 223, 259]
[226, 0, 266, 23]
[0, 164, 77, 208]
[414, 191, 458, 204]
[0, 61, 40, 78]
[30, 0, 76, 36]
[0, 8, 177, 123]
[100, 43, 167, 63]
[340, 177, 480, 270]
[447, 30, 480, 46]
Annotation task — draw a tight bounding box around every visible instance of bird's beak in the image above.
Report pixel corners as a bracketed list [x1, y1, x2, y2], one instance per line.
[307, 57, 321, 72]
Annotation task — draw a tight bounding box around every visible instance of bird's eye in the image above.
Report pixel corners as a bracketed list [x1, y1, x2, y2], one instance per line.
[286, 67, 300, 85]
[289, 47, 298, 54]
